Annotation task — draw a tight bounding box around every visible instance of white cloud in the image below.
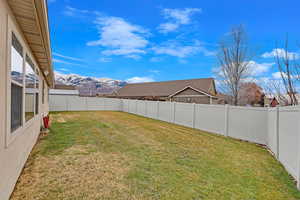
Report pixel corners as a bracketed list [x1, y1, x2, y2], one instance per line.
[125, 54, 141, 60]
[52, 58, 84, 66]
[152, 40, 215, 58]
[213, 61, 274, 78]
[63, 6, 90, 17]
[126, 76, 154, 83]
[99, 57, 112, 62]
[262, 48, 300, 60]
[158, 23, 179, 33]
[57, 68, 69, 72]
[271, 71, 297, 80]
[53, 52, 84, 62]
[87, 16, 149, 59]
[248, 61, 274, 75]
[272, 72, 283, 79]
[158, 8, 201, 33]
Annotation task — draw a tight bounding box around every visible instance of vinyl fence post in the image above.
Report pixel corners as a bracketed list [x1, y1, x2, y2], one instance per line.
[66, 95, 69, 111]
[192, 103, 196, 128]
[85, 97, 88, 111]
[120, 99, 123, 112]
[276, 106, 280, 159]
[297, 106, 300, 189]
[145, 101, 147, 116]
[173, 102, 176, 123]
[135, 100, 138, 114]
[157, 101, 160, 119]
[224, 104, 229, 137]
[103, 98, 106, 110]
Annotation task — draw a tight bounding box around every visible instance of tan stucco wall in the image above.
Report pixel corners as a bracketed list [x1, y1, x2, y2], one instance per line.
[0, 1, 50, 199]
[174, 88, 202, 96]
[172, 96, 211, 104]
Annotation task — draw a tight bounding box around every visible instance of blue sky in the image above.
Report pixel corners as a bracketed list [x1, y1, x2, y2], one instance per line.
[48, 0, 300, 83]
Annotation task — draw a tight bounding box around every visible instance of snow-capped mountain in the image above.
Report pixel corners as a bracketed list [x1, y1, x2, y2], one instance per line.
[55, 72, 127, 95]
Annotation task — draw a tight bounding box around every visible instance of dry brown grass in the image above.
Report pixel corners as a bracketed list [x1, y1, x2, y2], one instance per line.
[11, 145, 140, 200]
[10, 111, 300, 200]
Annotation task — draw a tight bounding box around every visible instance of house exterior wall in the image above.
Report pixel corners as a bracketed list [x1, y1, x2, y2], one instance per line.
[208, 82, 217, 96]
[170, 88, 213, 104]
[173, 88, 202, 95]
[0, 1, 50, 199]
[171, 96, 211, 104]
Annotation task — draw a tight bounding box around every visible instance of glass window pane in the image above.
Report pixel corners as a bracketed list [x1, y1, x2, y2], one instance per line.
[35, 69, 39, 115]
[11, 83, 23, 131]
[11, 44, 23, 84]
[25, 57, 35, 121]
[11, 33, 23, 132]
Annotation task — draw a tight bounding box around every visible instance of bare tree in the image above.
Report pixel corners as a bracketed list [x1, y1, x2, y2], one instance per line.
[216, 25, 252, 105]
[294, 44, 300, 87]
[261, 79, 289, 106]
[275, 38, 298, 105]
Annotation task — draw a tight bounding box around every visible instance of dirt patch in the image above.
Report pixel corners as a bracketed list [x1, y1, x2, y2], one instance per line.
[51, 113, 81, 123]
[11, 145, 139, 200]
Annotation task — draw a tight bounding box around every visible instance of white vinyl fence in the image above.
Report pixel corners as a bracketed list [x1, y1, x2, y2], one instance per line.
[49, 95, 300, 189]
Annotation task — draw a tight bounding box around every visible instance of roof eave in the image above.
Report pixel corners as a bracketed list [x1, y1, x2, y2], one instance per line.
[8, 0, 54, 87]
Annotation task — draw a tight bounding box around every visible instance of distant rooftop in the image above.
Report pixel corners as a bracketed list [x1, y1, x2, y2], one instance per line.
[115, 78, 216, 97]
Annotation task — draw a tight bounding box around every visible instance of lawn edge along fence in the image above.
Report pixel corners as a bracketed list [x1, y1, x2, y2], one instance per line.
[49, 95, 300, 189]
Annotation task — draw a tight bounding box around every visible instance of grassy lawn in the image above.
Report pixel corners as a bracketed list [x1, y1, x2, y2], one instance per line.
[11, 111, 300, 200]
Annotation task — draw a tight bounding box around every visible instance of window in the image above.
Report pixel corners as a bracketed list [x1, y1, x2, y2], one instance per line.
[25, 55, 35, 121]
[11, 33, 24, 132]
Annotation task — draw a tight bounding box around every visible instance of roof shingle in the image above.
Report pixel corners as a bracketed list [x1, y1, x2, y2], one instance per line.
[116, 78, 215, 97]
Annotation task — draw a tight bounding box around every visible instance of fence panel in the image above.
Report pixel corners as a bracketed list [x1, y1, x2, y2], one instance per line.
[228, 107, 268, 144]
[194, 104, 225, 135]
[128, 100, 137, 114]
[145, 101, 158, 119]
[136, 100, 146, 116]
[278, 107, 300, 179]
[86, 97, 104, 110]
[122, 99, 129, 113]
[267, 108, 278, 156]
[66, 96, 87, 111]
[49, 95, 68, 111]
[158, 101, 173, 123]
[174, 102, 194, 128]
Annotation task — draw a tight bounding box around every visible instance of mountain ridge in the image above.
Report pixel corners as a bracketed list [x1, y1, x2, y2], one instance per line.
[55, 72, 127, 95]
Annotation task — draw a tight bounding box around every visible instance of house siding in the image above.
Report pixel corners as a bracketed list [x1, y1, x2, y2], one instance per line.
[173, 88, 203, 96]
[169, 87, 213, 104]
[172, 96, 211, 104]
[0, 1, 50, 199]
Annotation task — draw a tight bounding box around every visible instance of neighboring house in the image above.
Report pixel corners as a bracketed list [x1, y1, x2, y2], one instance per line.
[216, 93, 232, 105]
[265, 94, 300, 107]
[270, 97, 280, 107]
[0, 1, 54, 199]
[78, 82, 97, 97]
[113, 78, 219, 104]
[50, 85, 79, 96]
